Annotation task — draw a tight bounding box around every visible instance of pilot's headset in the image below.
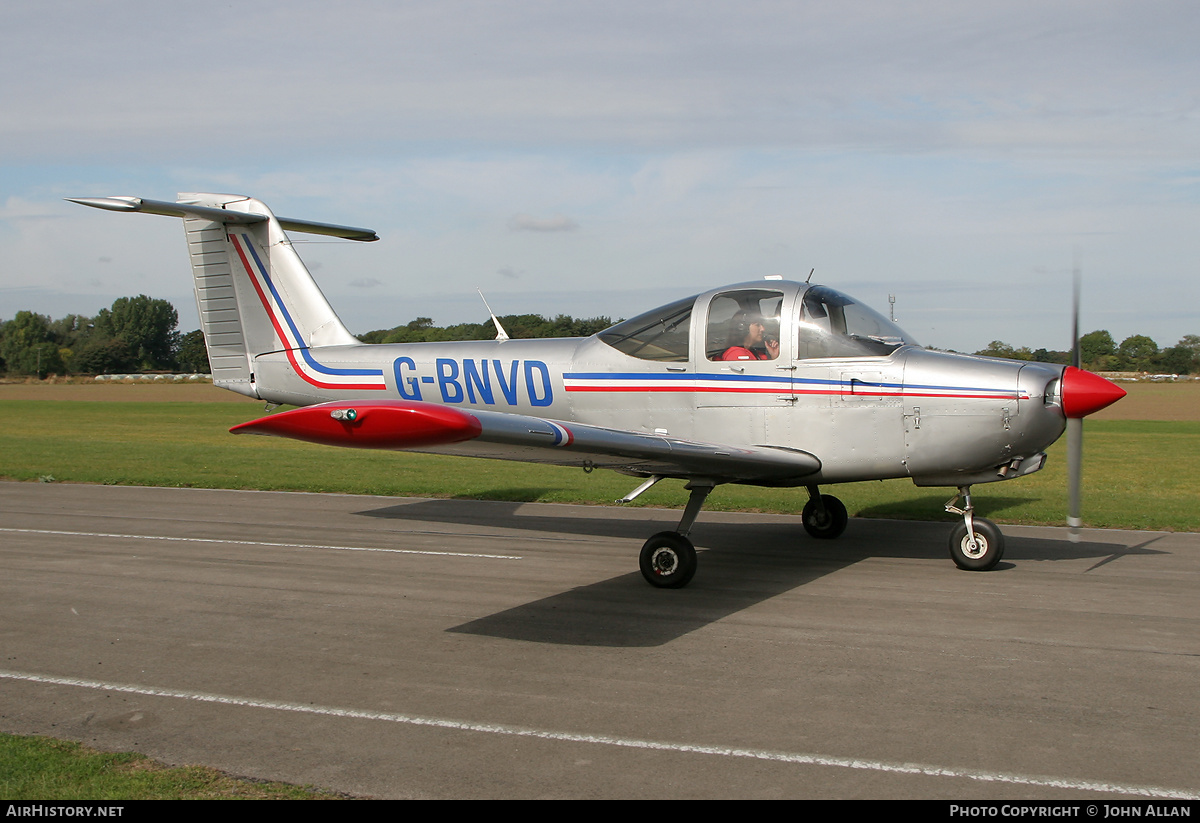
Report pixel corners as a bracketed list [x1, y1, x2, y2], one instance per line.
[728, 310, 764, 344]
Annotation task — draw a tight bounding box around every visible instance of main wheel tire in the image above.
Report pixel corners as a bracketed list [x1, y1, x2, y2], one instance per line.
[948, 517, 1005, 571]
[802, 494, 848, 539]
[639, 531, 698, 589]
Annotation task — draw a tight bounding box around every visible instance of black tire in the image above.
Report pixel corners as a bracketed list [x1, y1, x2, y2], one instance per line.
[639, 531, 698, 589]
[948, 517, 1005, 571]
[802, 494, 848, 539]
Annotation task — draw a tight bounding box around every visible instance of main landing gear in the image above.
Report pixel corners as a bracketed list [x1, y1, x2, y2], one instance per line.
[628, 481, 1005, 588]
[637, 480, 711, 589]
[630, 481, 852, 589]
[944, 485, 1005, 571]
[801, 486, 848, 539]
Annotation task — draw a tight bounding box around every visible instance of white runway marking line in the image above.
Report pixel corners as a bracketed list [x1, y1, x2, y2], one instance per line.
[0, 527, 521, 561]
[4, 670, 1197, 800]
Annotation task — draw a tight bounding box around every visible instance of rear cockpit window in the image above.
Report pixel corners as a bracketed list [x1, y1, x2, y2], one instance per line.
[598, 296, 693, 362]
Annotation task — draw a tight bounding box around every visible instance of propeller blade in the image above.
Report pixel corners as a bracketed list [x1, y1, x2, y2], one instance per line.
[1071, 262, 1081, 370]
[1062, 260, 1127, 541]
[1069, 258, 1082, 540]
[1066, 416, 1083, 542]
[1061, 368, 1124, 542]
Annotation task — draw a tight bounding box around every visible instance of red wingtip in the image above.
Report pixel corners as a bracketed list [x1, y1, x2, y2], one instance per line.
[1061, 366, 1127, 418]
[231, 400, 482, 449]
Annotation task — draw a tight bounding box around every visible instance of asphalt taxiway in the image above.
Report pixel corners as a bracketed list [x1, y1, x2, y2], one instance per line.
[2, 481, 1197, 799]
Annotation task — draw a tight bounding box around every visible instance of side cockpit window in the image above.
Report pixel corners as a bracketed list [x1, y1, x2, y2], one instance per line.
[705, 289, 784, 362]
[598, 296, 693, 362]
[797, 286, 915, 359]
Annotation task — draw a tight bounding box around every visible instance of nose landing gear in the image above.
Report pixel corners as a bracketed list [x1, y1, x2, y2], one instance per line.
[945, 485, 1005, 571]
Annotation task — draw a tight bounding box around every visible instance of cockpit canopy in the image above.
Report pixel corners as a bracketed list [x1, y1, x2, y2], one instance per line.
[597, 283, 917, 363]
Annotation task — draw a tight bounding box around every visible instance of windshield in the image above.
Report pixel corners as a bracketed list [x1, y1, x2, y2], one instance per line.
[797, 286, 917, 359]
[597, 295, 694, 362]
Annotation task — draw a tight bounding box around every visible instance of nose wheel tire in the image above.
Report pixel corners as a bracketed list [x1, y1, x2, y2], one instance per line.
[948, 517, 1005, 571]
[639, 531, 698, 589]
[802, 494, 848, 539]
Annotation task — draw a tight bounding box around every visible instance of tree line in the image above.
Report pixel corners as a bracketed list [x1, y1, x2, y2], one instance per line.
[0, 300, 614, 378]
[4, 297, 1194, 378]
[0, 296, 209, 378]
[972, 331, 1200, 375]
[358, 314, 614, 345]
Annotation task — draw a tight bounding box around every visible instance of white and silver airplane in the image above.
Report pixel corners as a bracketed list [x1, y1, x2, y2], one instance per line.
[71, 193, 1126, 588]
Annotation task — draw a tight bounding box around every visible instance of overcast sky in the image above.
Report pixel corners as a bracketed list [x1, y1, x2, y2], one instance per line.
[2, 1, 1197, 352]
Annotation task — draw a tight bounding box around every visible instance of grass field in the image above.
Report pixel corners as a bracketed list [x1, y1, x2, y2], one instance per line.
[0, 733, 342, 800]
[2, 380, 1197, 531]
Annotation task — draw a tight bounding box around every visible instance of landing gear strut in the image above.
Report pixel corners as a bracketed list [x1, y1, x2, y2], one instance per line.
[637, 480, 713, 588]
[945, 485, 1005, 571]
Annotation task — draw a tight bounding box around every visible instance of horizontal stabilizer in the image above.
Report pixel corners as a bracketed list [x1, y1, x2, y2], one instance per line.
[67, 196, 379, 241]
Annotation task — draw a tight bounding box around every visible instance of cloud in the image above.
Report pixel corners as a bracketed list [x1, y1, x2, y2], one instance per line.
[6, 2, 1198, 167]
[4, 3, 1199, 352]
[508, 214, 579, 233]
[0, 197, 63, 221]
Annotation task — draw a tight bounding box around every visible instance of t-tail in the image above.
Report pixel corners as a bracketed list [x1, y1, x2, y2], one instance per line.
[67, 194, 384, 398]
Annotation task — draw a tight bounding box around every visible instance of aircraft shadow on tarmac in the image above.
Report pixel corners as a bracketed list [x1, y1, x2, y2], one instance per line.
[858, 493, 1031, 520]
[356, 498, 1167, 648]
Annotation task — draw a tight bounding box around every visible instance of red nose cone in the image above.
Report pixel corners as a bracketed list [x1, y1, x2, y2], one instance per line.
[1061, 366, 1126, 418]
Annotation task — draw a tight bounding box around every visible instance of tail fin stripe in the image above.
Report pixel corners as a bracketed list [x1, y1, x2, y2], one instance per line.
[236, 234, 381, 376]
[228, 233, 386, 391]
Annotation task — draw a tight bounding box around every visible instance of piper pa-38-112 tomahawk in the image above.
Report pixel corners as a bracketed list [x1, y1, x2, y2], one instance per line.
[71, 193, 1126, 588]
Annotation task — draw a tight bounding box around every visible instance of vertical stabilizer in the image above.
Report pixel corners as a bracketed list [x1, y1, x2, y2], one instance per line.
[68, 192, 383, 398]
[176, 193, 362, 397]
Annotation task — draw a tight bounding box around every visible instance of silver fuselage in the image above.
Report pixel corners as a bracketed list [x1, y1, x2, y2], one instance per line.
[249, 280, 1067, 488]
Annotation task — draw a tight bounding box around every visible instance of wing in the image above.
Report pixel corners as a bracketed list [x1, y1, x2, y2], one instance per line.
[231, 399, 821, 483]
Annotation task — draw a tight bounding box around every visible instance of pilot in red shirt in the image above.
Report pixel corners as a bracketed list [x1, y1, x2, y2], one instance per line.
[719, 311, 780, 361]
